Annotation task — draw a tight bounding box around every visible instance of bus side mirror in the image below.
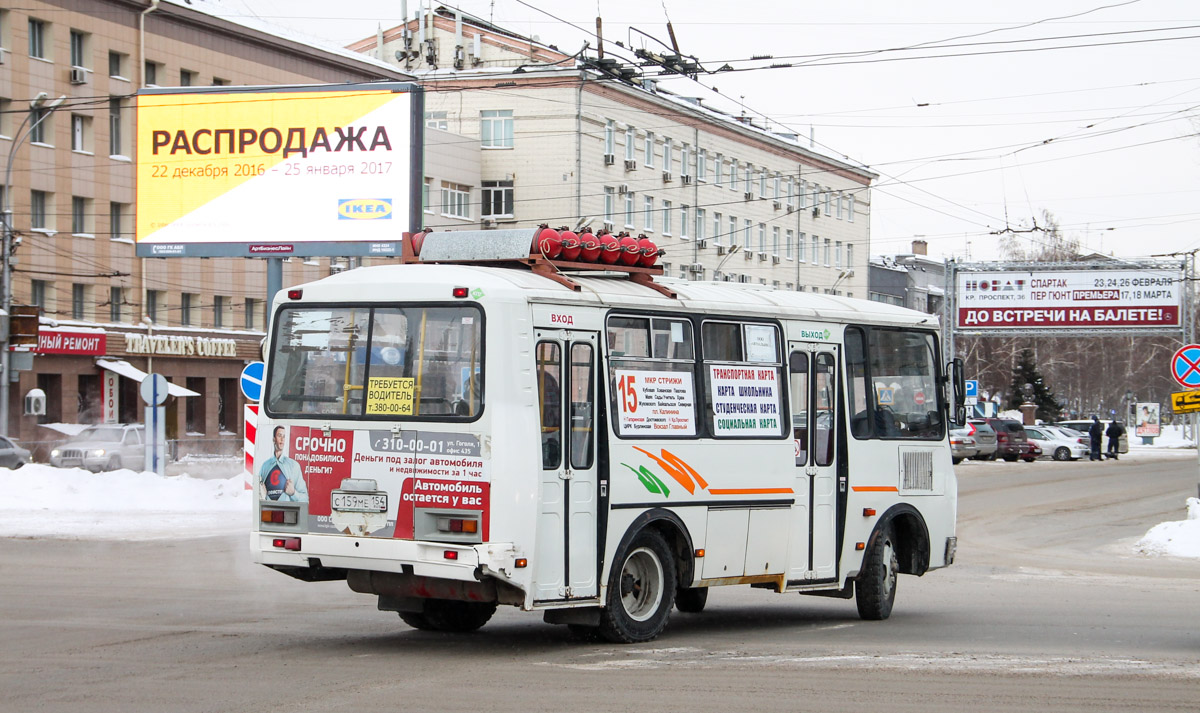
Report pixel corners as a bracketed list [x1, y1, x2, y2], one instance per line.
[948, 357, 966, 427]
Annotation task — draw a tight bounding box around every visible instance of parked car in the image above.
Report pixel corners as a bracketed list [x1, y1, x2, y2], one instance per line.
[982, 418, 1033, 462]
[49, 424, 147, 472]
[1025, 425, 1089, 461]
[950, 427, 979, 464]
[964, 420, 999, 461]
[1025, 442, 1043, 463]
[0, 435, 30, 469]
[1054, 420, 1129, 454]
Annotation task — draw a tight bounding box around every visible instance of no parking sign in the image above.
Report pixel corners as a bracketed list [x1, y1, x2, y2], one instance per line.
[1171, 345, 1200, 389]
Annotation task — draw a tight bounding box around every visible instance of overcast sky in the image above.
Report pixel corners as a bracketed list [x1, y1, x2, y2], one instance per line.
[204, 0, 1200, 262]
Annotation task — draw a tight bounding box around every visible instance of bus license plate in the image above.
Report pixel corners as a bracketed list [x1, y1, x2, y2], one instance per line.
[331, 492, 387, 513]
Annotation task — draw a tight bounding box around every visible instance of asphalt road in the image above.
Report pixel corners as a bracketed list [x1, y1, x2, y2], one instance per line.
[2, 452, 1199, 713]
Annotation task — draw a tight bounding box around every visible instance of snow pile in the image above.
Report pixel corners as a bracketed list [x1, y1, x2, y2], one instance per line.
[0, 464, 250, 540]
[1134, 497, 1200, 559]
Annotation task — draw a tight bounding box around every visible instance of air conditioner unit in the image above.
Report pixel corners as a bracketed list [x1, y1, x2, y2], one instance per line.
[743, 250, 753, 261]
[697, 239, 708, 250]
[681, 174, 693, 185]
[618, 184, 629, 194]
[773, 201, 781, 210]
[743, 191, 753, 200]
[481, 218, 496, 227]
[772, 255, 781, 264]
[689, 263, 704, 273]
[604, 154, 616, 165]
[662, 171, 673, 182]
[786, 204, 795, 213]
[716, 245, 727, 256]
[624, 159, 637, 171]
[759, 252, 768, 262]
[812, 207, 821, 218]
[69, 66, 88, 85]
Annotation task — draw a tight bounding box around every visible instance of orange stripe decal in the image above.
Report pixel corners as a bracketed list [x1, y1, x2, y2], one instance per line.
[633, 446, 697, 494]
[852, 486, 899, 492]
[708, 488, 795, 495]
[660, 448, 708, 489]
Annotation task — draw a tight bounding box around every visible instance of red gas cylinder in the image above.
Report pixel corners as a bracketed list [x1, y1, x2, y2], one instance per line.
[558, 227, 581, 261]
[598, 232, 622, 264]
[534, 225, 561, 259]
[578, 230, 601, 262]
[410, 230, 428, 257]
[637, 236, 661, 267]
[618, 234, 641, 266]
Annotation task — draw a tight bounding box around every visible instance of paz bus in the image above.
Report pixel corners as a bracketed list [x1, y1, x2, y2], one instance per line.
[251, 229, 962, 643]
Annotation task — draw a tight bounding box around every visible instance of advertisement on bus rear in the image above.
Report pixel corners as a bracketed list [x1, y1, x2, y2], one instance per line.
[956, 268, 1182, 330]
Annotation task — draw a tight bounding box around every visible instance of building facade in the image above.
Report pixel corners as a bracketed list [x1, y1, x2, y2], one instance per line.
[0, 0, 415, 452]
[351, 6, 874, 293]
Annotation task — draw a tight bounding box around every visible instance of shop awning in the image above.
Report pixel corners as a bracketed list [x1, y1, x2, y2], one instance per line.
[96, 358, 201, 398]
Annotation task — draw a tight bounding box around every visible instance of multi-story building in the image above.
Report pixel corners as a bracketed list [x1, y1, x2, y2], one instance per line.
[868, 240, 946, 315]
[0, 0, 415, 453]
[350, 5, 874, 292]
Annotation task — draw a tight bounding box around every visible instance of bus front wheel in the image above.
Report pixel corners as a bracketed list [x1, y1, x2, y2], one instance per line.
[855, 526, 898, 621]
[599, 529, 676, 643]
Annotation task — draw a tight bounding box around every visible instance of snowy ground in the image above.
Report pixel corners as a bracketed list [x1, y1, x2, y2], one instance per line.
[0, 428, 1197, 557]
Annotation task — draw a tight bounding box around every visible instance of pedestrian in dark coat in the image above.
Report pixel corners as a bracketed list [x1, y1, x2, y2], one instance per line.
[1088, 416, 1103, 461]
[1105, 420, 1125, 460]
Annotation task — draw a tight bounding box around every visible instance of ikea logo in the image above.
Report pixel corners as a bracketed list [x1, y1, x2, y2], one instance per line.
[338, 199, 393, 220]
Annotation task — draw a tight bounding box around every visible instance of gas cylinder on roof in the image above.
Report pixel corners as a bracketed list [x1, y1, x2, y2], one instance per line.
[637, 235, 663, 268]
[410, 229, 428, 257]
[534, 224, 562, 259]
[598, 231, 622, 264]
[558, 227, 581, 261]
[618, 233, 641, 266]
[578, 229, 601, 262]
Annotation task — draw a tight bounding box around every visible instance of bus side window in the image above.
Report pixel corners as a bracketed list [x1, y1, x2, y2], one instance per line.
[789, 351, 809, 466]
[814, 352, 836, 466]
[845, 327, 872, 439]
[537, 342, 562, 469]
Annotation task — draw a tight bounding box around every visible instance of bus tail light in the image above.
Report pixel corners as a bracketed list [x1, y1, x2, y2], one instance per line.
[436, 517, 478, 534]
[452, 286, 469, 298]
[272, 537, 301, 551]
[261, 508, 298, 525]
[515, 558, 528, 568]
[444, 550, 458, 560]
[287, 288, 303, 300]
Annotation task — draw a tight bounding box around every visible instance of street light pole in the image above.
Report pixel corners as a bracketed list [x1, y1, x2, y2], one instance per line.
[714, 244, 742, 278]
[1, 92, 66, 437]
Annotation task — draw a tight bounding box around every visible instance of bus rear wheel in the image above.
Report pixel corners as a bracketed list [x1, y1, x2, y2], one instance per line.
[855, 526, 898, 621]
[398, 599, 496, 632]
[599, 529, 676, 643]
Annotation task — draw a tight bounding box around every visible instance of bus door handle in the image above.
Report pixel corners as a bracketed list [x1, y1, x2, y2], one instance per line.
[805, 466, 817, 476]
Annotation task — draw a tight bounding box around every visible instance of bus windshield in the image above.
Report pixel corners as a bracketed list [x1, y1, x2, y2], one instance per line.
[266, 304, 483, 420]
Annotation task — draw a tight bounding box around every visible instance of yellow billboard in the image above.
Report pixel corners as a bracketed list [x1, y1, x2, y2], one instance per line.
[135, 84, 420, 257]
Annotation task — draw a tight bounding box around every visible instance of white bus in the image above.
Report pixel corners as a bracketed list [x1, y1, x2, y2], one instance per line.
[252, 234, 962, 642]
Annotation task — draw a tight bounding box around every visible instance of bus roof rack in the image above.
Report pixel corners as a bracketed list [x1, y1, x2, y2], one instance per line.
[403, 229, 677, 299]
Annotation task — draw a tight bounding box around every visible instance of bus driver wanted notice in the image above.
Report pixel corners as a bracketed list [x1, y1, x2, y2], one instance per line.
[366, 376, 414, 415]
[614, 369, 696, 436]
[709, 365, 782, 436]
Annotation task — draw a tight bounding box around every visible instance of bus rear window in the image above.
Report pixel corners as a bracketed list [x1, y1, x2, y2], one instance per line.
[266, 305, 483, 420]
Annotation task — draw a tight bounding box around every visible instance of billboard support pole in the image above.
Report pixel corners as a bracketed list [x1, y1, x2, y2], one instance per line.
[266, 258, 282, 316]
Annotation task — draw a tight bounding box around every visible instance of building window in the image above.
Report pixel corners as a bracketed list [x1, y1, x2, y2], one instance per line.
[731, 159, 739, 192]
[71, 196, 91, 235]
[680, 205, 690, 239]
[744, 164, 753, 193]
[108, 51, 126, 78]
[604, 120, 615, 157]
[663, 138, 673, 174]
[824, 238, 831, 266]
[644, 196, 654, 232]
[211, 77, 229, 86]
[785, 229, 794, 259]
[423, 178, 432, 214]
[773, 174, 781, 200]
[180, 69, 195, 86]
[213, 295, 227, 328]
[110, 203, 124, 240]
[729, 216, 738, 247]
[109, 286, 124, 322]
[715, 154, 723, 185]
[798, 232, 806, 262]
[847, 194, 855, 222]
[811, 235, 819, 264]
[662, 200, 672, 235]
[759, 170, 767, 198]
[625, 126, 635, 161]
[798, 180, 807, 209]
[836, 193, 844, 219]
[72, 284, 87, 320]
[847, 243, 854, 271]
[71, 114, 93, 153]
[31, 280, 48, 309]
[180, 293, 196, 326]
[743, 219, 752, 247]
[147, 290, 163, 323]
[144, 61, 158, 86]
[624, 191, 635, 228]
[29, 108, 48, 144]
[425, 111, 448, 130]
[786, 179, 794, 208]
[644, 131, 654, 167]
[109, 98, 125, 156]
[824, 189, 832, 217]
[28, 19, 46, 59]
[695, 208, 706, 242]
[481, 180, 514, 218]
[835, 241, 843, 268]
[245, 298, 262, 330]
[772, 226, 780, 256]
[713, 212, 723, 244]
[697, 149, 707, 182]
[758, 223, 766, 253]
[480, 110, 513, 148]
[30, 190, 47, 230]
[440, 182, 470, 219]
[603, 186, 615, 228]
[680, 144, 691, 177]
[70, 30, 87, 68]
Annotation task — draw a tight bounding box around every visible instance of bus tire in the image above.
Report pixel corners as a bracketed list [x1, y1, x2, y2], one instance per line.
[599, 529, 676, 643]
[423, 599, 497, 632]
[855, 526, 898, 621]
[397, 610, 435, 630]
[675, 586, 708, 613]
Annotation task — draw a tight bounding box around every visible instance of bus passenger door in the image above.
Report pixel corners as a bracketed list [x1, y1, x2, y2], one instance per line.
[788, 344, 840, 582]
[533, 331, 600, 601]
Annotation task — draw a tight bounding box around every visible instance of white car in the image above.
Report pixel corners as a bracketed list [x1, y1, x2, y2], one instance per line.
[49, 424, 148, 472]
[1024, 425, 1089, 461]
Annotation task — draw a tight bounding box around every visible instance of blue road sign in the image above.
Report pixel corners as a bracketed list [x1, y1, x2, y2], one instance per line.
[1171, 345, 1200, 389]
[241, 361, 265, 402]
[965, 380, 979, 398]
